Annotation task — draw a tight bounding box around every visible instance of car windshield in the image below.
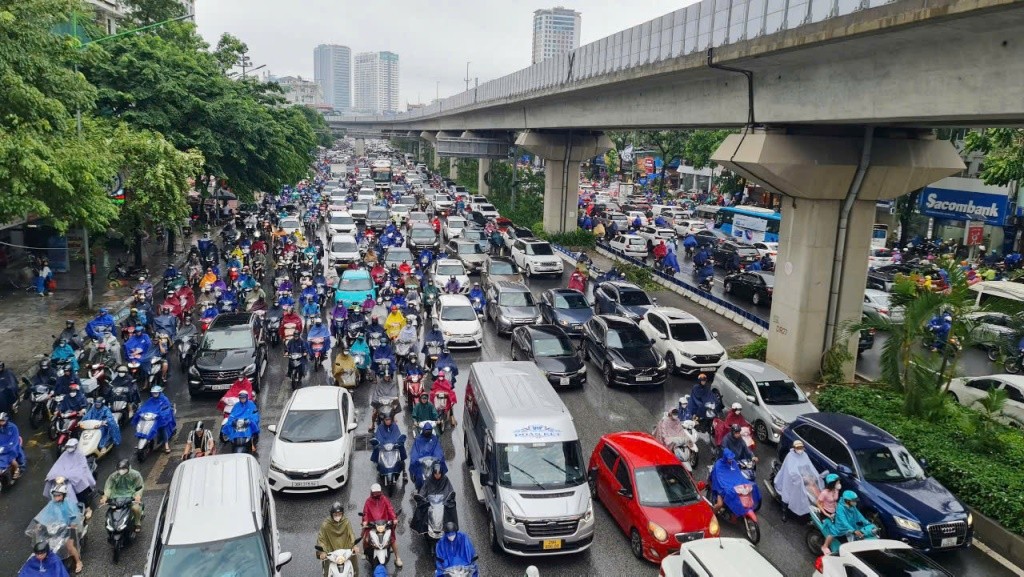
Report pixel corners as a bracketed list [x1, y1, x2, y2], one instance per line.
[852, 548, 950, 577]
[330, 215, 353, 225]
[280, 218, 299, 229]
[441, 306, 477, 321]
[756, 379, 806, 405]
[457, 243, 483, 255]
[533, 335, 575, 357]
[855, 445, 926, 483]
[351, 202, 369, 211]
[437, 264, 465, 276]
[279, 409, 342, 443]
[154, 531, 270, 577]
[200, 329, 253, 351]
[462, 230, 486, 241]
[737, 247, 760, 256]
[339, 276, 373, 291]
[607, 328, 651, 350]
[447, 218, 465, 228]
[411, 229, 436, 240]
[480, 204, 496, 211]
[669, 322, 710, 342]
[489, 261, 516, 275]
[619, 290, 652, 306]
[385, 249, 412, 263]
[367, 210, 388, 219]
[499, 291, 535, 307]
[331, 241, 357, 253]
[634, 465, 701, 507]
[553, 292, 588, 309]
[525, 243, 553, 256]
[409, 213, 428, 222]
[496, 441, 585, 490]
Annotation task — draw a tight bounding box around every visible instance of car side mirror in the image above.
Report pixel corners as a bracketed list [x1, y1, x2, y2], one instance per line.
[275, 552, 293, 570]
[712, 331, 718, 338]
[267, 424, 277, 434]
[745, 395, 757, 404]
[918, 458, 928, 470]
[347, 421, 358, 432]
[836, 464, 854, 477]
[617, 487, 633, 499]
[479, 471, 491, 486]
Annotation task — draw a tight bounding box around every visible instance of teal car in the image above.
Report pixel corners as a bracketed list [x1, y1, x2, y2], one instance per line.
[334, 269, 376, 308]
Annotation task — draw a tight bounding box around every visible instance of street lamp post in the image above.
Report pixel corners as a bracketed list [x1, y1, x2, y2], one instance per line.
[464, 62, 471, 92]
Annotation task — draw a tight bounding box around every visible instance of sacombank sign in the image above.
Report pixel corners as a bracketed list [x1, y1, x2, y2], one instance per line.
[919, 178, 1010, 226]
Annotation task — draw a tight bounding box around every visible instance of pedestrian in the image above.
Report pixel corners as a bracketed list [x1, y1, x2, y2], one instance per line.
[36, 259, 52, 297]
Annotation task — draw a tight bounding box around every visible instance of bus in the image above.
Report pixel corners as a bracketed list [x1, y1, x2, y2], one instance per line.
[715, 206, 782, 243]
[694, 204, 720, 224]
[871, 224, 889, 249]
[370, 159, 392, 183]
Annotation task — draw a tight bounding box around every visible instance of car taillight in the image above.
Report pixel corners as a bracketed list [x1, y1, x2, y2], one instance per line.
[814, 555, 824, 574]
[878, 308, 888, 314]
[869, 328, 876, 335]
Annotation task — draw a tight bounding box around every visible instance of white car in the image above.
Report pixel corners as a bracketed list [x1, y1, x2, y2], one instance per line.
[637, 225, 676, 246]
[662, 538, 784, 577]
[435, 294, 483, 349]
[639, 308, 727, 376]
[673, 219, 707, 237]
[947, 374, 1024, 428]
[862, 288, 904, 322]
[476, 203, 499, 219]
[327, 212, 357, 236]
[752, 241, 779, 262]
[431, 259, 470, 294]
[609, 233, 649, 258]
[468, 196, 488, 212]
[349, 201, 370, 222]
[432, 193, 454, 213]
[267, 386, 357, 493]
[606, 212, 630, 231]
[813, 539, 954, 577]
[390, 204, 412, 223]
[625, 210, 648, 226]
[443, 216, 467, 240]
[510, 239, 564, 278]
[278, 217, 301, 235]
[328, 193, 347, 212]
[867, 247, 895, 268]
[327, 234, 360, 266]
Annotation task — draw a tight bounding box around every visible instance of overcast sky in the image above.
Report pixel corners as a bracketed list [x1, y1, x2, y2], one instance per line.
[196, 0, 694, 109]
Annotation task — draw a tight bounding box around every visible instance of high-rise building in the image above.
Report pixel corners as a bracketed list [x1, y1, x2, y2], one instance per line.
[83, 0, 123, 34]
[178, 0, 196, 16]
[354, 51, 399, 115]
[274, 76, 324, 107]
[532, 6, 581, 64]
[314, 44, 352, 112]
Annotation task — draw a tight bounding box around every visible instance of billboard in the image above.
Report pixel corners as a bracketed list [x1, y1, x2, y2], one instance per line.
[918, 177, 1010, 227]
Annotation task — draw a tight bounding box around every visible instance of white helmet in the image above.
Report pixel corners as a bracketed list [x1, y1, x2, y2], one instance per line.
[370, 483, 382, 493]
[682, 420, 696, 430]
[731, 402, 742, 411]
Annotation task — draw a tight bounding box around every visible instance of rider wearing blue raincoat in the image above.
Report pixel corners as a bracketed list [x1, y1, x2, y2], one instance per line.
[434, 526, 477, 577]
[684, 374, 717, 420]
[50, 341, 79, 373]
[85, 308, 116, 340]
[307, 319, 332, 355]
[372, 342, 397, 376]
[435, 351, 459, 383]
[418, 248, 434, 268]
[133, 387, 176, 450]
[833, 490, 876, 540]
[662, 249, 681, 274]
[409, 423, 447, 489]
[371, 415, 407, 465]
[697, 263, 715, 285]
[222, 391, 260, 443]
[711, 449, 760, 515]
[153, 308, 177, 340]
[17, 543, 69, 577]
[0, 412, 26, 471]
[83, 398, 121, 450]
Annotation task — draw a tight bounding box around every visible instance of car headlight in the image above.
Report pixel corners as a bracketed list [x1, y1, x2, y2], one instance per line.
[502, 503, 518, 526]
[577, 366, 587, 375]
[893, 516, 922, 532]
[269, 461, 285, 473]
[680, 351, 693, 359]
[534, 314, 544, 323]
[708, 515, 720, 537]
[647, 521, 669, 543]
[243, 363, 257, 375]
[444, 331, 452, 337]
[611, 361, 628, 371]
[967, 512, 973, 527]
[558, 319, 569, 326]
[657, 357, 667, 370]
[770, 414, 787, 428]
[582, 502, 594, 523]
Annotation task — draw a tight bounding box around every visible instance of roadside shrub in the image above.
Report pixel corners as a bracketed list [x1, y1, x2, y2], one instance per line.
[541, 229, 596, 249]
[728, 336, 767, 361]
[817, 385, 1024, 536]
[614, 262, 661, 292]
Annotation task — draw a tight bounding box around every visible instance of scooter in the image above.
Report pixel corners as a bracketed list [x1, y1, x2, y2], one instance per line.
[471, 297, 484, 319]
[316, 541, 362, 577]
[108, 384, 135, 428]
[370, 433, 407, 495]
[693, 402, 718, 445]
[416, 490, 456, 540]
[134, 411, 174, 463]
[404, 373, 425, 406]
[309, 337, 327, 371]
[424, 341, 442, 371]
[228, 418, 254, 454]
[287, 352, 305, 390]
[665, 434, 699, 473]
[359, 515, 394, 568]
[432, 392, 450, 435]
[338, 366, 359, 389]
[25, 502, 90, 574]
[105, 495, 141, 563]
[0, 444, 22, 494]
[26, 381, 53, 429]
[706, 459, 761, 544]
[53, 408, 82, 451]
[174, 325, 197, 371]
[77, 419, 115, 472]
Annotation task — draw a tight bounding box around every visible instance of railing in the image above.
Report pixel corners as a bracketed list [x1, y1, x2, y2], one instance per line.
[326, 0, 895, 125]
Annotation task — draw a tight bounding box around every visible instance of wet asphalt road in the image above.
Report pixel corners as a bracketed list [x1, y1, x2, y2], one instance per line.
[0, 230, 1015, 577]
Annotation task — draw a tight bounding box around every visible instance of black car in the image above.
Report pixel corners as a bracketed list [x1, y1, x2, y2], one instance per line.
[723, 271, 774, 306]
[510, 325, 587, 387]
[580, 315, 667, 387]
[694, 229, 727, 247]
[593, 281, 657, 322]
[406, 223, 439, 252]
[713, 241, 761, 269]
[464, 211, 489, 227]
[188, 313, 267, 396]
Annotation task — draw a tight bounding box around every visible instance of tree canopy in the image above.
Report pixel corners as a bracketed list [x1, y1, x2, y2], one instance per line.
[963, 129, 1024, 187]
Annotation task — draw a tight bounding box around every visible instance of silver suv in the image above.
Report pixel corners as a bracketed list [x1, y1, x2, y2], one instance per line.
[710, 360, 817, 444]
[485, 281, 541, 335]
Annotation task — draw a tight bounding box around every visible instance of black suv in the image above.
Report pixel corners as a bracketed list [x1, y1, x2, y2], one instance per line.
[580, 315, 667, 387]
[407, 223, 439, 253]
[713, 241, 761, 269]
[187, 313, 267, 396]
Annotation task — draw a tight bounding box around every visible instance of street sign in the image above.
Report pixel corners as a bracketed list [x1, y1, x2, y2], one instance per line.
[637, 176, 647, 185]
[643, 157, 655, 174]
[964, 222, 985, 246]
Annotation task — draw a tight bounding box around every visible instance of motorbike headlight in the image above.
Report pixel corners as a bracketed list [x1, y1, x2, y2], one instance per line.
[770, 414, 787, 428]
[502, 503, 518, 526]
[893, 516, 921, 532]
[647, 521, 669, 543]
[243, 363, 257, 375]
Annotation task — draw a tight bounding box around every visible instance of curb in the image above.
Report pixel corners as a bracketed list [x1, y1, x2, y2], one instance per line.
[970, 507, 1024, 575]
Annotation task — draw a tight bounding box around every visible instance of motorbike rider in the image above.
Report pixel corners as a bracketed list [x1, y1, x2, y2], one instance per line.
[330, 300, 349, 339]
[721, 423, 757, 464]
[99, 459, 145, 534]
[182, 420, 215, 459]
[818, 473, 842, 554]
[391, 288, 408, 312]
[316, 502, 361, 577]
[125, 325, 153, 365]
[51, 338, 79, 374]
[135, 276, 154, 301]
[371, 411, 408, 483]
[653, 239, 669, 263]
[834, 491, 877, 544]
[422, 323, 444, 367]
[568, 268, 587, 293]
[85, 308, 116, 341]
[222, 389, 260, 450]
[409, 422, 447, 490]
[107, 365, 140, 406]
[684, 373, 717, 420]
[35, 485, 84, 574]
[199, 267, 218, 290]
[434, 522, 477, 577]
[0, 412, 25, 480]
[444, 275, 461, 294]
[652, 406, 692, 449]
[366, 316, 387, 350]
[280, 303, 304, 342]
[435, 348, 459, 384]
[395, 320, 419, 357]
[162, 263, 179, 283]
[714, 402, 751, 445]
[18, 540, 69, 577]
[307, 316, 333, 368]
[0, 361, 18, 416]
[423, 282, 440, 309]
[662, 248, 681, 274]
[55, 320, 84, 352]
[153, 306, 178, 341]
[468, 282, 485, 310]
[418, 247, 434, 268]
[58, 383, 87, 414]
[133, 385, 175, 454]
[709, 448, 758, 515]
[773, 439, 818, 522]
[44, 439, 95, 521]
[927, 313, 953, 351]
[331, 347, 358, 387]
[83, 398, 120, 452]
[697, 259, 715, 287]
[430, 367, 458, 428]
[412, 462, 458, 535]
[412, 391, 440, 424]
[384, 305, 406, 340]
[360, 484, 403, 568]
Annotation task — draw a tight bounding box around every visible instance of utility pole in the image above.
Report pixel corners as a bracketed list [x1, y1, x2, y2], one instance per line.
[240, 53, 252, 78]
[436, 81, 440, 101]
[464, 62, 471, 92]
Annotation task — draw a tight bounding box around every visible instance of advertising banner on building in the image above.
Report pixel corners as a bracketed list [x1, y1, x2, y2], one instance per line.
[919, 177, 1011, 227]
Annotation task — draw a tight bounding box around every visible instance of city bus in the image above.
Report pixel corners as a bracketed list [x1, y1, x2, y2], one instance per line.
[370, 159, 392, 183]
[872, 224, 889, 249]
[694, 204, 720, 225]
[715, 206, 782, 243]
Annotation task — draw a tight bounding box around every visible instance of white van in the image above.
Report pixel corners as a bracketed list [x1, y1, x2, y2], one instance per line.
[463, 362, 594, 556]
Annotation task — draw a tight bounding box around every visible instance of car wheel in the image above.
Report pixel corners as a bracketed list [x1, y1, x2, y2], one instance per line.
[629, 529, 644, 560]
[665, 353, 677, 375]
[987, 346, 1000, 362]
[526, 264, 533, 278]
[724, 282, 733, 294]
[866, 511, 887, 539]
[754, 420, 770, 444]
[752, 292, 762, 306]
[947, 391, 959, 404]
[588, 474, 598, 500]
[581, 343, 590, 362]
[603, 364, 614, 387]
[464, 433, 473, 467]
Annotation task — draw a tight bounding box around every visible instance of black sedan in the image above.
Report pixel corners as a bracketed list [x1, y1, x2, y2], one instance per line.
[538, 288, 593, 337]
[580, 315, 667, 387]
[510, 325, 587, 387]
[713, 241, 762, 269]
[723, 271, 774, 306]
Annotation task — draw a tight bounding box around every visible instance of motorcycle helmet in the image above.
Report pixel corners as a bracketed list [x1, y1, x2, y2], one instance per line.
[682, 419, 696, 430]
[314, 317, 323, 325]
[32, 541, 50, 555]
[68, 383, 80, 394]
[134, 325, 144, 334]
[58, 338, 68, 347]
[730, 402, 742, 412]
[841, 490, 859, 504]
[116, 365, 128, 376]
[64, 438, 80, 452]
[697, 373, 708, 383]
[0, 412, 8, 424]
[419, 392, 429, 401]
[50, 484, 68, 497]
[730, 423, 742, 434]
[93, 398, 105, 408]
[238, 390, 249, 400]
[330, 502, 344, 515]
[443, 521, 458, 536]
[370, 483, 382, 495]
[117, 459, 130, 471]
[65, 319, 75, 328]
[151, 385, 164, 395]
[98, 307, 108, 315]
[194, 421, 205, 432]
[39, 359, 50, 371]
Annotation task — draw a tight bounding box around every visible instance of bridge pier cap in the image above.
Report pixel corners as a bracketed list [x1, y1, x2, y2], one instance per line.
[515, 131, 613, 234]
[712, 128, 964, 383]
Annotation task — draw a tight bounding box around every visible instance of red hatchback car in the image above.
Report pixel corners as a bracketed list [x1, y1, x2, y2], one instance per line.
[589, 432, 717, 563]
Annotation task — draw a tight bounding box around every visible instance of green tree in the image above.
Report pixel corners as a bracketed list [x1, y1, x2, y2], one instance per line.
[605, 130, 632, 179]
[639, 131, 690, 195]
[963, 129, 1024, 186]
[0, 0, 123, 232]
[684, 129, 733, 170]
[119, 0, 186, 27]
[894, 188, 922, 248]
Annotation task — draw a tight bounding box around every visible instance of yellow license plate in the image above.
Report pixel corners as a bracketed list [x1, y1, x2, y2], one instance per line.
[542, 539, 562, 550]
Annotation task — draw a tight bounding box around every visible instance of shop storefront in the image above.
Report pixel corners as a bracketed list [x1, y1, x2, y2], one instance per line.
[918, 177, 1015, 255]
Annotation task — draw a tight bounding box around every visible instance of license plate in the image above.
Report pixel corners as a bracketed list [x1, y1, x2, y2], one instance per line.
[542, 539, 562, 550]
[635, 376, 652, 382]
[559, 377, 570, 386]
[210, 383, 231, 391]
[940, 537, 958, 548]
[292, 480, 320, 487]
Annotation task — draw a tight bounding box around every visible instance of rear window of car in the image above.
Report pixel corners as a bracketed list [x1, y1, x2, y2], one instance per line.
[852, 549, 951, 577]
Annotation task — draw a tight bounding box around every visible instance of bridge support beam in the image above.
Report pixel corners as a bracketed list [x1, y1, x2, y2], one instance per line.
[354, 138, 365, 157]
[478, 158, 491, 197]
[515, 131, 612, 233]
[713, 129, 964, 383]
[449, 158, 458, 180]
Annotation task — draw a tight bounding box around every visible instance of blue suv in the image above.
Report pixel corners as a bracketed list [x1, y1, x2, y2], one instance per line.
[779, 413, 973, 551]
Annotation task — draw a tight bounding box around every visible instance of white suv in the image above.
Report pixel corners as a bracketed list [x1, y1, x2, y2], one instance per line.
[609, 233, 648, 258]
[639, 307, 727, 376]
[661, 538, 784, 577]
[813, 539, 954, 577]
[510, 239, 564, 278]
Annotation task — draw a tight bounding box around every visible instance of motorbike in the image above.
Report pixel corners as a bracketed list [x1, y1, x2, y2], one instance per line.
[107, 259, 149, 282]
[26, 380, 53, 429]
[309, 337, 327, 372]
[0, 445, 20, 494]
[705, 459, 761, 544]
[25, 503, 90, 574]
[174, 325, 198, 371]
[665, 434, 699, 473]
[316, 542, 363, 577]
[415, 490, 456, 540]
[344, 318, 364, 349]
[373, 358, 394, 385]
[79, 363, 112, 398]
[52, 408, 82, 451]
[105, 496, 141, 563]
[281, 321, 301, 343]
[693, 402, 718, 445]
[370, 434, 407, 495]
[229, 418, 255, 454]
[424, 341, 442, 371]
[404, 373, 425, 407]
[287, 353, 305, 390]
[109, 384, 134, 428]
[394, 339, 416, 370]
[432, 392, 450, 435]
[471, 297, 484, 319]
[698, 274, 714, 293]
[442, 566, 478, 577]
[359, 515, 394, 568]
[134, 411, 174, 463]
[265, 314, 283, 348]
[77, 419, 114, 472]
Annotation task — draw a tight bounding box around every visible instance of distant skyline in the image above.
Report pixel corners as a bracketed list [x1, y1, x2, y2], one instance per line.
[196, 0, 693, 110]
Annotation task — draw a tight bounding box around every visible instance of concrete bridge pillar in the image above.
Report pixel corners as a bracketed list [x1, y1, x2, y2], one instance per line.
[354, 138, 365, 158]
[478, 158, 491, 196]
[449, 158, 459, 180]
[714, 129, 964, 383]
[515, 131, 613, 233]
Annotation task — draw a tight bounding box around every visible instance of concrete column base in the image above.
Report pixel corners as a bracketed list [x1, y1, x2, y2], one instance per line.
[478, 158, 491, 196]
[449, 157, 458, 180]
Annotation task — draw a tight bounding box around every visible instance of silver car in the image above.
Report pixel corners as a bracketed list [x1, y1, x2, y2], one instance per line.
[710, 360, 817, 444]
[862, 289, 904, 322]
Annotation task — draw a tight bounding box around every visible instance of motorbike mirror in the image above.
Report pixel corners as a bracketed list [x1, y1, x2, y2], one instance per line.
[267, 424, 277, 434]
[275, 552, 293, 570]
[696, 480, 707, 492]
[617, 487, 633, 499]
[479, 471, 491, 486]
[353, 536, 362, 545]
[398, 434, 407, 443]
[357, 511, 365, 517]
